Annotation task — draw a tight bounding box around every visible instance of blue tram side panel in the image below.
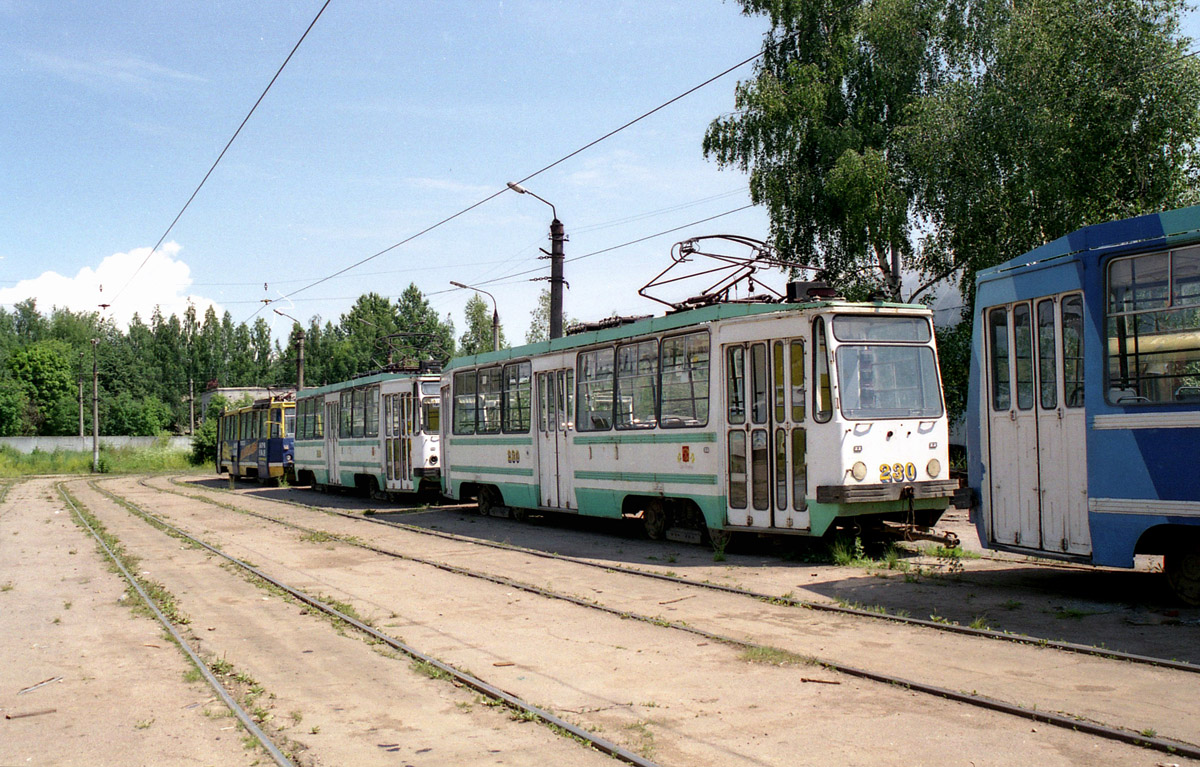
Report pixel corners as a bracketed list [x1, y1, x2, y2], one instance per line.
[216, 394, 295, 485]
[963, 204, 1200, 602]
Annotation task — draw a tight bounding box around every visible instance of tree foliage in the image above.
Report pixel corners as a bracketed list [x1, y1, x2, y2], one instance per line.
[458, 294, 507, 356]
[706, 0, 1200, 305]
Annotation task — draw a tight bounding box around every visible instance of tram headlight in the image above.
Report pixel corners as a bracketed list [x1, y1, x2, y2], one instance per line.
[851, 461, 867, 481]
[926, 458, 941, 478]
[429, 455, 438, 465]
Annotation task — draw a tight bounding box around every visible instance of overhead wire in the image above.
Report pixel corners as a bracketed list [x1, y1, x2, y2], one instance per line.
[246, 41, 778, 321]
[107, 0, 332, 308]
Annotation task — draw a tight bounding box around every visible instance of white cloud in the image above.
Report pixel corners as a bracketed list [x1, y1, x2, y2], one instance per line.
[25, 50, 206, 91]
[0, 243, 222, 329]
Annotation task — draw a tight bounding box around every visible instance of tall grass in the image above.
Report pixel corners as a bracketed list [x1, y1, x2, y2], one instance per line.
[0, 441, 196, 477]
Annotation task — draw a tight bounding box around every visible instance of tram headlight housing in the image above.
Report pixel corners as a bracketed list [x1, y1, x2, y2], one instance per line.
[851, 461, 867, 481]
[926, 458, 941, 478]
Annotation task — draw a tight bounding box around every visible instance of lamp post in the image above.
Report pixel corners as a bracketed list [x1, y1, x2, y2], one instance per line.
[273, 309, 305, 390]
[91, 338, 99, 473]
[449, 281, 499, 352]
[507, 181, 565, 339]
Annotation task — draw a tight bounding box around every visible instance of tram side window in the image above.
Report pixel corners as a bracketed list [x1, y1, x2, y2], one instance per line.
[1037, 299, 1057, 410]
[790, 340, 806, 421]
[660, 331, 709, 428]
[616, 339, 658, 429]
[988, 308, 1010, 410]
[351, 389, 366, 437]
[1062, 294, 1084, 407]
[577, 348, 615, 431]
[1107, 246, 1200, 403]
[726, 346, 746, 425]
[502, 362, 532, 433]
[365, 387, 380, 437]
[422, 397, 440, 434]
[453, 371, 478, 435]
[340, 391, 352, 438]
[477, 367, 503, 434]
[813, 318, 832, 423]
[1013, 303, 1034, 410]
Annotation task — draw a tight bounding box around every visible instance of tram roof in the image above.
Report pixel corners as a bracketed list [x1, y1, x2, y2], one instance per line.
[977, 203, 1200, 285]
[444, 298, 924, 371]
[296, 369, 440, 399]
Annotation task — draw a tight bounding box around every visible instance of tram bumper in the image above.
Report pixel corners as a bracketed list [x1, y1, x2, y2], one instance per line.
[816, 479, 960, 504]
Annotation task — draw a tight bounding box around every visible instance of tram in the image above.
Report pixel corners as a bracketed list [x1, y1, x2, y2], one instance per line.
[216, 394, 296, 484]
[440, 237, 958, 543]
[292, 368, 442, 497]
[962, 204, 1200, 603]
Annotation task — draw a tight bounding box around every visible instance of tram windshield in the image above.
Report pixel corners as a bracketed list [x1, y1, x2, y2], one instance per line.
[834, 333, 943, 420]
[422, 397, 440, 434]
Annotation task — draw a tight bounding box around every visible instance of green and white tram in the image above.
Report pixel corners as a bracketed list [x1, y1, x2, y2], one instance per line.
[293, 369, 442, 498]
[441, 292, 958, 542]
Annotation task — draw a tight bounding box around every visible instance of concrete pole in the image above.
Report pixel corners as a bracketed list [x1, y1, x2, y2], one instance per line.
[296, 328, 306, 390]
[550, 217, 565, 339]
[78, 379, 84, 437]
[91, 339, 99, 473]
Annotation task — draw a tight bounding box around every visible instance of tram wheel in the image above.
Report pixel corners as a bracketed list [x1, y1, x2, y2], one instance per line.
[707, 527, 732, 551]
[512, 506, 529, 523]
[477, 486, 498, 516]
[1165, 546, 1200, 606]
[643, 500, 667, 540]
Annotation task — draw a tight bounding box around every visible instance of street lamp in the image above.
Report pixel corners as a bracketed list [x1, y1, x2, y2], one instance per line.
[450, 281, 499, 352]
[273, 309, 305, 390]
[507, 181, 565, 339]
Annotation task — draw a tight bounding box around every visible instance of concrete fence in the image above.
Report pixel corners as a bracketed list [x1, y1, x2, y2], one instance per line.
[0, 436, 193, 454]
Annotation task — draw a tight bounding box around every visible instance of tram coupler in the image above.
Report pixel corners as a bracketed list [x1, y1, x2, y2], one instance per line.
[878, 521, 961, 549]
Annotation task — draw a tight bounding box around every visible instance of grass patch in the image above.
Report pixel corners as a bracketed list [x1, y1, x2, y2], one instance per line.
[0, 441, 194, 477]
[410, 658, 453, 681]
[740, 645, 815, 667]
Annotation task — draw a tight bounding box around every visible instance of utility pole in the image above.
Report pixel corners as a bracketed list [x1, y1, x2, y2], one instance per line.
[78, 378, 84, 437]
[189, 377, 195, 435]
[549, 216, 565, 339]
[91, 339, 99, 473]
[295, 326, 305, 390]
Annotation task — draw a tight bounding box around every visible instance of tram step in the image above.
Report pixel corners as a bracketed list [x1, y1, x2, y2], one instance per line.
[666, 527, 702, 545]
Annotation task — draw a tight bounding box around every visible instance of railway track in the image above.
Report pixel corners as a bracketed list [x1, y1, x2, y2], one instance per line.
[168, 475, 1200, 675]
[68, 478, 660, 767]
[125, 475, 1200, 760]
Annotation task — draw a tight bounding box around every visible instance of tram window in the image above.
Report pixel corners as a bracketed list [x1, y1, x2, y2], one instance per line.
[340, 391, 352, 437]
[453, 371, 477, 435]
[836, 345, 943, 418]
[538, 374, 549, 432]
[421, 381, 441, 396]
[284, 409, 295, 439]
[1107, 247, 1200, 403]
[988, 308, 1010, 410]
[791, 428, 807, 511]
[1062, 295, 1085, 408]
[728, 430, 747, 509]
[751, 343, 769, 424]
[564, 370, 575, 428]
[726, 346, 746, 424]
[366, 387, 380, 437]
[790, 340, 806, 421]
[616, 340, 658, 429]
[502, 361, 532, 433]
[477, 367, 503, 434]
[1013, 303, 1034, 410]
[1037, 299, 1057, 410]
[577, 348, 615, 431]
[351, 389, 365, 437]
[813, 318, 833, 423]
[833, 315, 931, 343]
[773, 342, 786, 423]
[423, 398, 440, 435]
[660, 331, 709, 428]
[774, 428, 787, 511]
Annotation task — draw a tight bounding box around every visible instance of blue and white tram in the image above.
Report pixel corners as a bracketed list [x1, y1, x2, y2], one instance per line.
[962, 204, 1200, 602]
[441, 289, 958, 542]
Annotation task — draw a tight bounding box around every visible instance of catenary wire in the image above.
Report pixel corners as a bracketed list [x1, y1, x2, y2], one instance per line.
[107, 0, 332, 308]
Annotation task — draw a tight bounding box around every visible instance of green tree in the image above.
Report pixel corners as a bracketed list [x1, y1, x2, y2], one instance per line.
[525, 288, 579, 343]
[458, 294, 507, 355]
[8, 339, 74, 435]
[0, 379, 29, 436]
[395, 284, 456, 364]
[902, 0, 1200, 304]
[104, 391, 171, 436]
[704, 0, 944, 299]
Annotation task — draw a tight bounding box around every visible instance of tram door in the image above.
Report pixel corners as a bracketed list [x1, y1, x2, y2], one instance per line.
[723, 340, 809, 530]
[984, 295, 1089, 554]
[324, 399, 340, 486]
[536, 369, 574, 509]
[384, 392, 414, 491]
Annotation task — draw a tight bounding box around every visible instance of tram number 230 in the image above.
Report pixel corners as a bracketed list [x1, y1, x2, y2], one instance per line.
[879, 462, 917, 483]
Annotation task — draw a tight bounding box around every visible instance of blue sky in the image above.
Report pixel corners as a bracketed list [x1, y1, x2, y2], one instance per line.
[2, 1, 1197, 343]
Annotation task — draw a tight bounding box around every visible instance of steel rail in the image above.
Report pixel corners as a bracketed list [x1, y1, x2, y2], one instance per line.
[56, 483, 295, 767]
[92, 481, 660, 767]
[167, 476, 1200, 676]
[134, 478, 1200, 760]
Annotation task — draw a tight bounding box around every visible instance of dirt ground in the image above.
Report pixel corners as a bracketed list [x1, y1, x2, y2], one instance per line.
[2, 473, 1197, 766]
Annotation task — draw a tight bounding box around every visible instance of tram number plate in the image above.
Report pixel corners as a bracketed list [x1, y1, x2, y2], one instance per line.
[879, 462, 917, 483]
